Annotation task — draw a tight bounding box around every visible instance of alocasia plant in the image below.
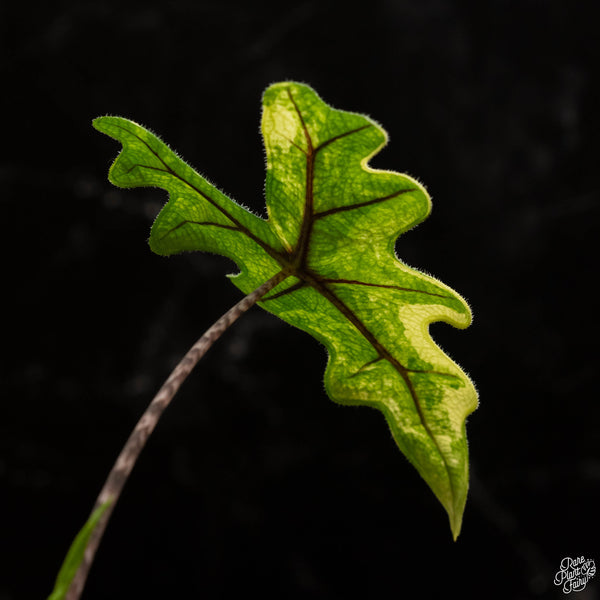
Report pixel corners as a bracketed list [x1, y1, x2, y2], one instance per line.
[50, 82, 477, 599]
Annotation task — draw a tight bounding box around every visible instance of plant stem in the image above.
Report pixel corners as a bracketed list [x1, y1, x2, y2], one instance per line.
[66, 270, 288, 600]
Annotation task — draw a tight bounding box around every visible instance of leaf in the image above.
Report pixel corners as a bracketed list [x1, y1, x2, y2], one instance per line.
[93, 82, 478, 539]
[47, 500, 112, 600]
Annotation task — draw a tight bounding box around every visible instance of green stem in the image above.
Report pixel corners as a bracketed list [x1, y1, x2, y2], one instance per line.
[66, 270, 289, 600]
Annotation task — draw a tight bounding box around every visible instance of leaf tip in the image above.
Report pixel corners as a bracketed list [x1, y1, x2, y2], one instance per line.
[446, 481, 468, 541]
[450, 513, 463, 542]
[92, 115, 112, 134]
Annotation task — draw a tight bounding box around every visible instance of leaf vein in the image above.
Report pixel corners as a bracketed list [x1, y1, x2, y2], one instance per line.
[322, 278, 451, 299]
[286, 87, 315, 268]
[112, 123, 288, 266]
[261, 280, 307, 301]
[315, 124, 373, 153]
[315, 188, 416, 219]
[306, 274, 455, 497]
[274, 94, 455, 498]
[159, 220, 241, 240]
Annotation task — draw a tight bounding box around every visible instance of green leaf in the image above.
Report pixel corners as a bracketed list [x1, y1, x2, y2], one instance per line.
[48, 500, 112, 600]
[93, 82, 478, 539]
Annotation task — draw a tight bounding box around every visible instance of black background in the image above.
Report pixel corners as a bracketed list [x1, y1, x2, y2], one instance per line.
[2, 1, 599, 599]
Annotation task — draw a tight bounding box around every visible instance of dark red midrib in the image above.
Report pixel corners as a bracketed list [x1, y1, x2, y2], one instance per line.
[285, 88, 314, 269]
[283, 87, 455, 500]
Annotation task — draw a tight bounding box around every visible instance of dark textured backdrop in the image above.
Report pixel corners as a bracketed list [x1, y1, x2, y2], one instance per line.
[2, 1, 599, 599]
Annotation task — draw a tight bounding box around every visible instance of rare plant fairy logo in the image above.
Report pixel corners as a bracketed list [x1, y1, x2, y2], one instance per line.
[553, 556, 596, 594]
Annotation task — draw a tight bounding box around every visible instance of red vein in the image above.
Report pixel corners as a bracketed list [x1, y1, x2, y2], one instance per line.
[322, 278, 451, 299]
[278, 132, 307, 155]
[113, 124, 288, 267]
[315, 124, 372, 153]
[159, 220, 241, 239]
[286, 88, 314, 269]
[349, 356, 384, 378]
[261, 280, 306, 301]
[307, 274, 456, 496]
[315, 188, 416, 219]
[282, 88, 454, 495]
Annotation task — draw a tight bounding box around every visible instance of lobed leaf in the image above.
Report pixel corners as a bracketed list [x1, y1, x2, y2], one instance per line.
[93, 82, 478, 538]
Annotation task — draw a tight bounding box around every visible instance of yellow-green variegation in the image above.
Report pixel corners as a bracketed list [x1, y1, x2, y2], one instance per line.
[93, 82, 478, 539]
